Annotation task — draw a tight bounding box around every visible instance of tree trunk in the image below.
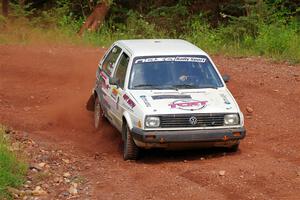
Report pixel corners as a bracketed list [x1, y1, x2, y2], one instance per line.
[2, 0, 8, 17]
[78, 1, 110, 36]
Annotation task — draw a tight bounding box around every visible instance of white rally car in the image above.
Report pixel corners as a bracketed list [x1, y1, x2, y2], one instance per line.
[87, 39, 246, 160]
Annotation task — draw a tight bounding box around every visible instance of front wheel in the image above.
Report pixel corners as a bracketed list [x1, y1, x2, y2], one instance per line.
[94, 97, 103, 129]
[123, 124, 139, 160]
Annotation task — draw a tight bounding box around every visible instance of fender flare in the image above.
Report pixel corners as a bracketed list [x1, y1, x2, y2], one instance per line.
[122, 111, 134, 140]
[123, 111, 133, 130]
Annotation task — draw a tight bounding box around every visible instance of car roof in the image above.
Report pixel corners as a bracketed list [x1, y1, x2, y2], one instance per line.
[115, 39, 208, 57]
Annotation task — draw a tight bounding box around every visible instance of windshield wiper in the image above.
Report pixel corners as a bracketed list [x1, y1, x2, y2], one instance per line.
[133, 84, 161, 89]
[171, 84, 200, 89]
[170, 84, 219, 90]
[197, 85, 218, 89]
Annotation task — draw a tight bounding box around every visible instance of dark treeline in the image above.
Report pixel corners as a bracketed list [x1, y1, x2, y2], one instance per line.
[3, 0, 299, 37]
[3, 0, 300, 25]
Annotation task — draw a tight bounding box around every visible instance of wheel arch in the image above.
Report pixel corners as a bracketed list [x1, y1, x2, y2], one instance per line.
[86, 89, 98, 111]
[122, 112, 133, 140]
[93, 89, 98, 99]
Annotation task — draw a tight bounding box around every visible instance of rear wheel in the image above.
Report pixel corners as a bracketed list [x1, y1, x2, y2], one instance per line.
[94, 97, 103, 129]
[123, 124, 139, 160]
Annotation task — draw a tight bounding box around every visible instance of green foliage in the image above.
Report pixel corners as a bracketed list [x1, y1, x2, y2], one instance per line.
[255, 23, 300, 63]
[183, 1, 300, 63]
[79, 10, 167, 47]
[186, 17, 300, 63]
[184, 14, 222, 54]
[30, 0, 73, 29]
[126, 10, 166, 38]
[2, 0, 300, 63]
[0, 126, 27, 199]
[0, 14, 7, 27]
[147, 4, 188, 17]
[9, 2, 36, 18]
[146, 4, 188, 36]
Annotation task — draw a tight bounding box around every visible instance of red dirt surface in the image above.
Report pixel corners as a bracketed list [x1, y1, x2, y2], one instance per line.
[1, 44, 300, 199]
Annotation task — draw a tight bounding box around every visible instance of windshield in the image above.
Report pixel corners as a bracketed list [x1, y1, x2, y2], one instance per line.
[129, 56, 224, 90]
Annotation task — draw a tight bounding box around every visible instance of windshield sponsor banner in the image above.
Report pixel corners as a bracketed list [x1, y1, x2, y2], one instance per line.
[169, 99, 207, 111]
[135, 57, 206, 64]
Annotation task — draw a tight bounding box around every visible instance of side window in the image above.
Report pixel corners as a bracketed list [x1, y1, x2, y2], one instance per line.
[114, 53, 130, 89]
[102, 46, 122, 76]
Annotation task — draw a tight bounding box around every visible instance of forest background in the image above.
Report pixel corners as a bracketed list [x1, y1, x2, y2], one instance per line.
[0, 0, 299, 63]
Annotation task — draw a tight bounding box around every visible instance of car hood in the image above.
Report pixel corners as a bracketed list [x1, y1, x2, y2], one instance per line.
[129, 88, 239, 115]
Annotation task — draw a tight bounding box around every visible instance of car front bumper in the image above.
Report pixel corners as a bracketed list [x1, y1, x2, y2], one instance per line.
[131, 127, 246, 149]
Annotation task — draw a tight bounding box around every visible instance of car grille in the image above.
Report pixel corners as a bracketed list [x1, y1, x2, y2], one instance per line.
[160, 114, 225, 128]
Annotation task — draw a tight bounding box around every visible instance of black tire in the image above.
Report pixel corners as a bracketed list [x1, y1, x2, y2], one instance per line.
[123, 124, 139, 160]
[94, 97, 103, 129]
[227, 142, 240, 152]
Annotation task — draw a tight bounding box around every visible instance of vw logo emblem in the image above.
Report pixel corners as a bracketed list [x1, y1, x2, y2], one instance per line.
[189, 116, 198, 125]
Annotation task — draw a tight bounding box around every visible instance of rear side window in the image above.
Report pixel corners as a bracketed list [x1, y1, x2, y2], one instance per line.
[114, 53, 129, 89]
[102, 46, 122, 76]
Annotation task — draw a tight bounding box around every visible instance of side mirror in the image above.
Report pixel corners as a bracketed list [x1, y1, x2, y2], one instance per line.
[222, 75, 230, 83]
[109, 77, 119, 86]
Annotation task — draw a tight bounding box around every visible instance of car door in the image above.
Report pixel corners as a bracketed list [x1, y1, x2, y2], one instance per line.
[96, 45, 122, 119]
[107, 52, 130, 131]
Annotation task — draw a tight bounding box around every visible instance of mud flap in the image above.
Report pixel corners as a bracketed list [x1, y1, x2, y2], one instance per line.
[86, 94, 95, 111]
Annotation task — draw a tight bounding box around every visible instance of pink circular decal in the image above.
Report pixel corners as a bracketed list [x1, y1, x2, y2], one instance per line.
[169, 99, 207, 111]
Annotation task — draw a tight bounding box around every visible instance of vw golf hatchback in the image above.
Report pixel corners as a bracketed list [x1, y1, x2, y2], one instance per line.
[88, 39, 246, 160]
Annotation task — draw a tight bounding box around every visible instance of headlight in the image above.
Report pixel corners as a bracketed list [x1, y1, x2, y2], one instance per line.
[145, 116, 160, 128]
[224, 114, 239, 125]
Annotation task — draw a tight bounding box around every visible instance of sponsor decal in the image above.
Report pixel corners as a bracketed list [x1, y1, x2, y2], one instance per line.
[135, 57, 206, 64]
[220, 94, 231, 104]
[99, 71, 109, 90]
[220, 94, 232, 110]
[123, 94, 136, 108]
[101, 82, 109, 90]
[112, 87, 119, 97]
[102, 98, 110, 109]
[110, 87, 119, 100]
[100, 71, 108, 80]
[140, 95, 151, 107]
[169, 99, 207, 111]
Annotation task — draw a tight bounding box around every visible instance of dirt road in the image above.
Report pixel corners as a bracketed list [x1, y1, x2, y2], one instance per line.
[1, 44, 300, 200]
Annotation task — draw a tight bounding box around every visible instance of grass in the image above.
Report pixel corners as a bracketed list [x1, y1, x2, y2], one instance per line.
[0, 13, 299, 64]
[0, 125, 27, 199]
[185, 18, 300, 64]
